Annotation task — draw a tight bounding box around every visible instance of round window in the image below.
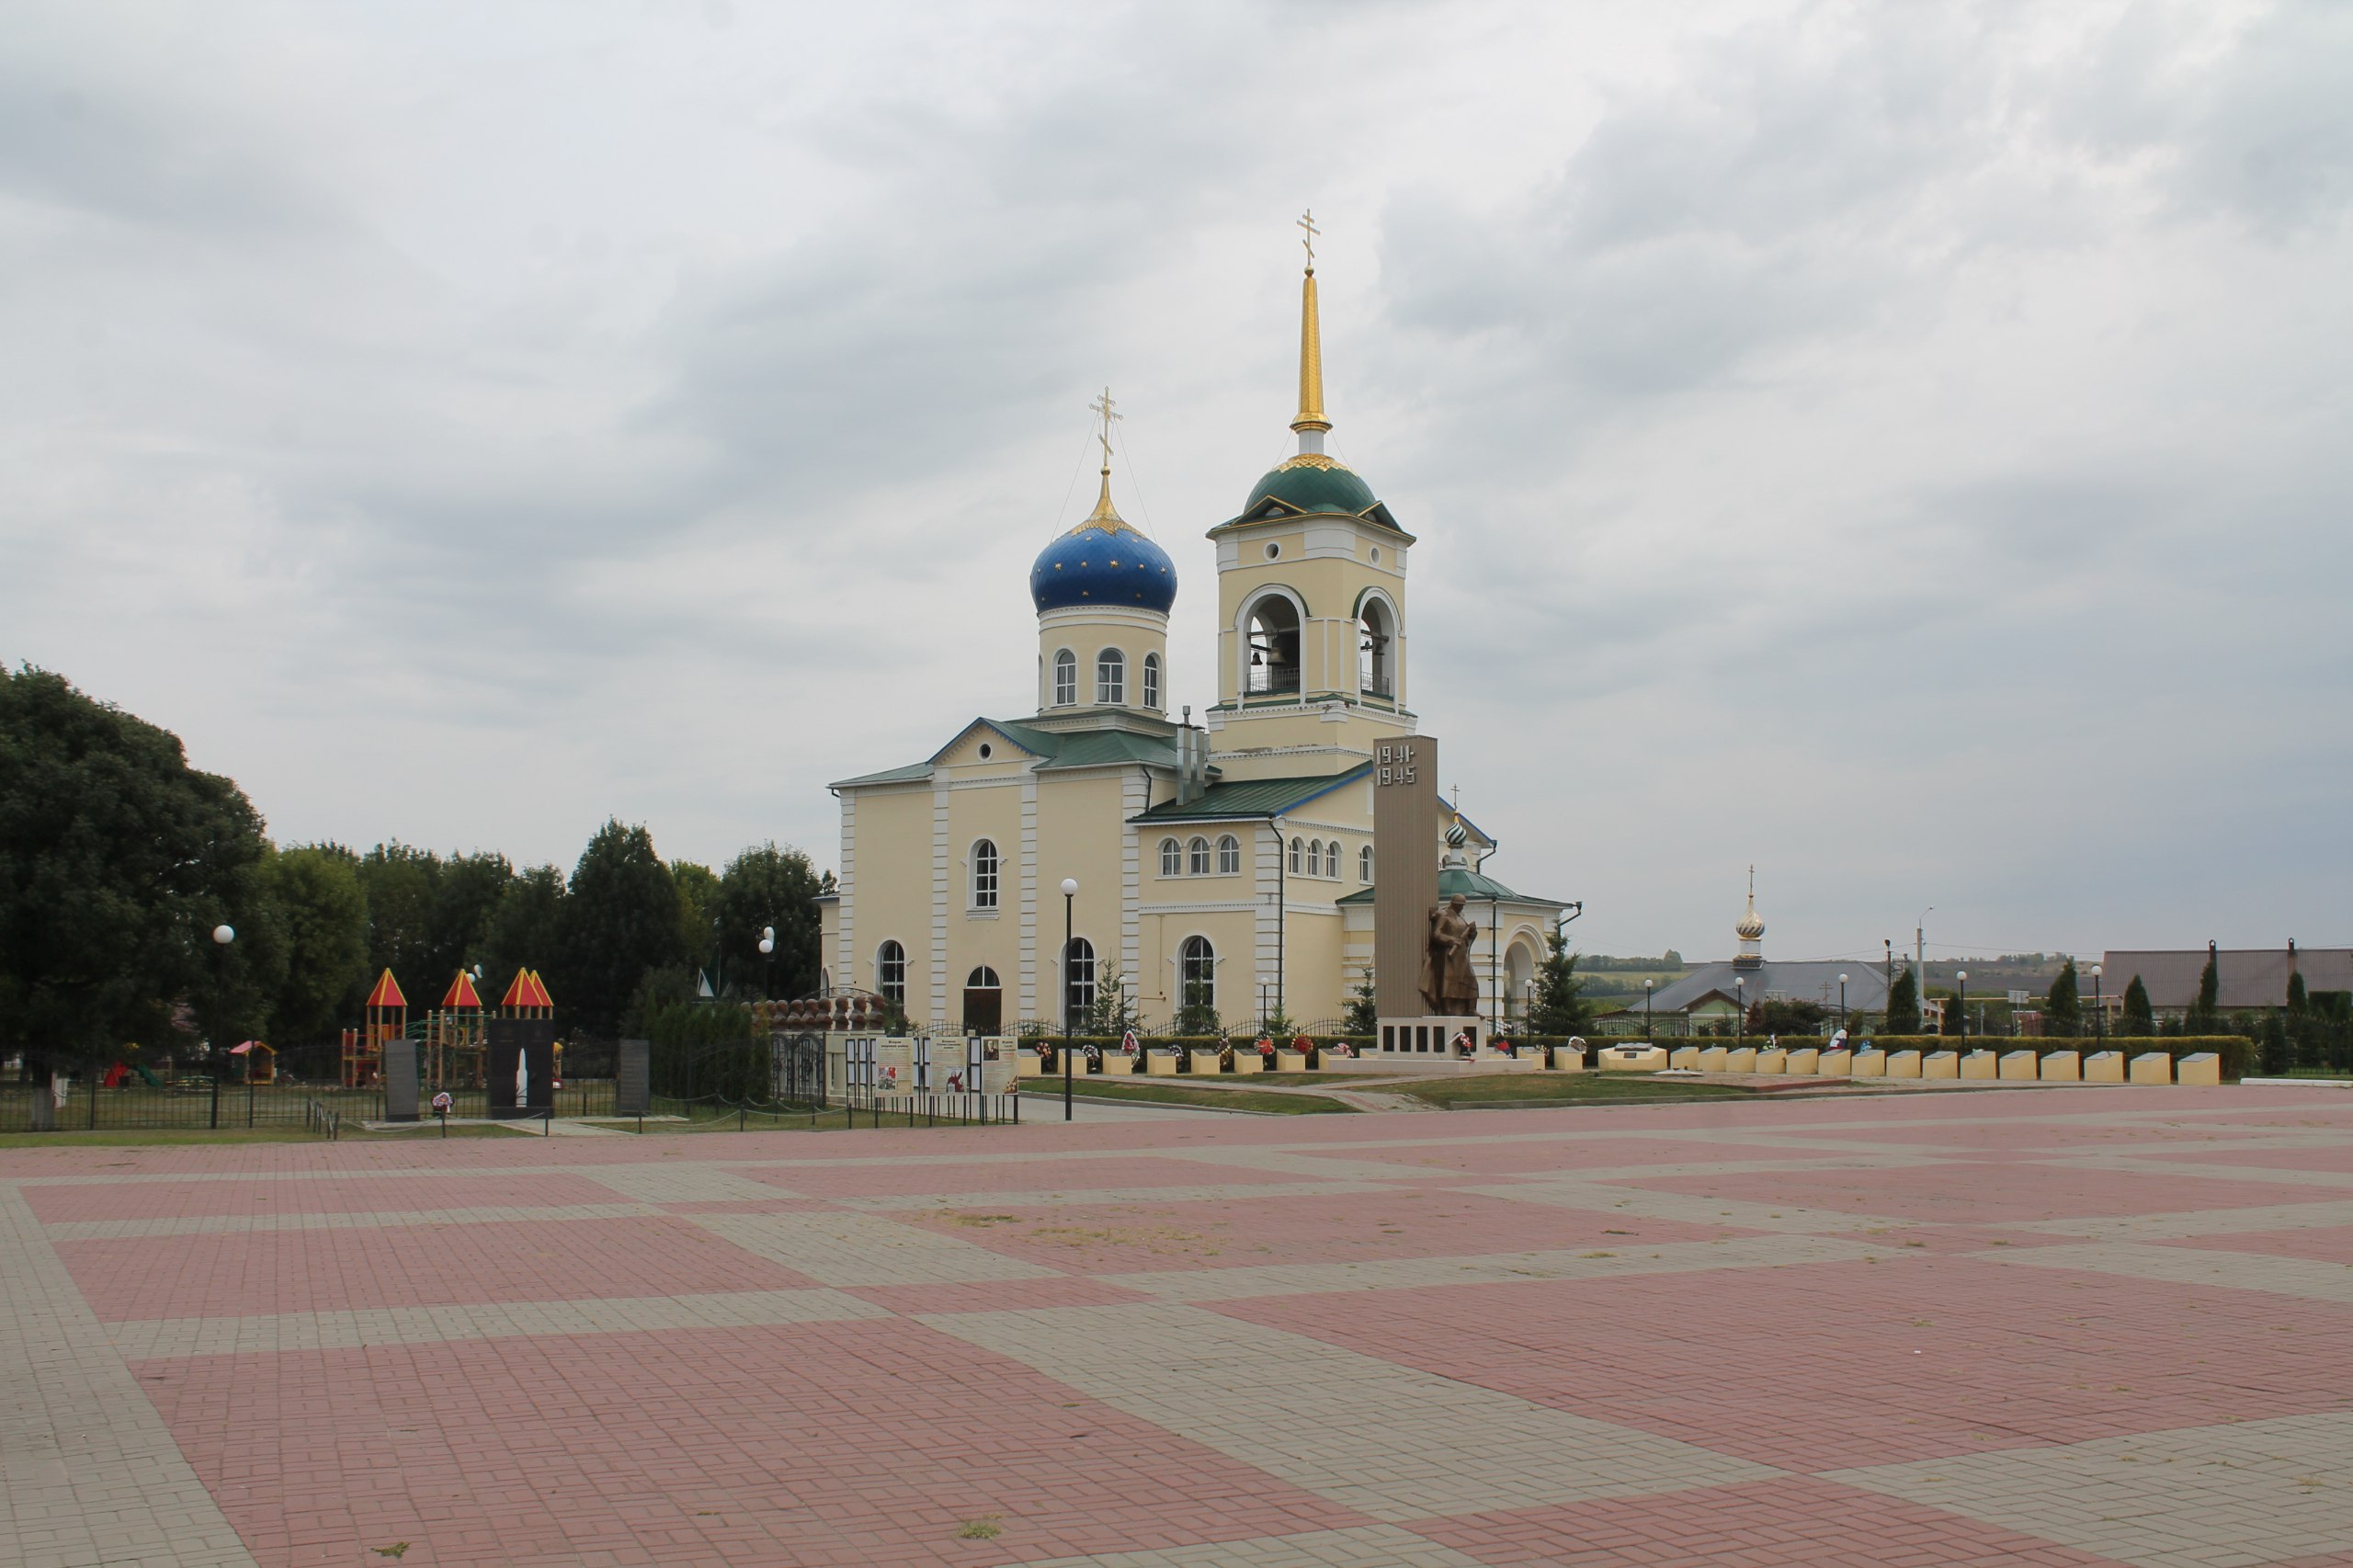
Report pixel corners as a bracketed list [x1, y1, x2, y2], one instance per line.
[978, 744, 992, 759]
[1264, 542, 1281, 560]
[1369, 546, 1381, 563]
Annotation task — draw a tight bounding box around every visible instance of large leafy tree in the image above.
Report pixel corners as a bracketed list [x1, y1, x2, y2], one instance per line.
[0, 669, 281, 1120]
[355, 843, 439, 982]
[424, 851, 513, 994]
[671, 860, 722, 987]
[480, 865, 566, 1001]
[716, 842, 828, 999]
[260, 845, 370, 1040]
[555, 821, 686, 1034]
[2044, 959, 2083, 1038]
[1526, 929, 1592, 1036]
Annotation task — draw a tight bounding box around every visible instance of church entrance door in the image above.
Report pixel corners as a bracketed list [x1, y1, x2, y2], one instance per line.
[962, 966, 1003, 1034]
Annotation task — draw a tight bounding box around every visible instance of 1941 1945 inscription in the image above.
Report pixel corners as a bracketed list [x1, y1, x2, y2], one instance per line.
[1375, 742, 1418, 788]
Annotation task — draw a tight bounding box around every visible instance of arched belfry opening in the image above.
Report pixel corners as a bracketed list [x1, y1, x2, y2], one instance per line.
[1246, 596, 1302, 696]
[1358, 598, 1393, 699]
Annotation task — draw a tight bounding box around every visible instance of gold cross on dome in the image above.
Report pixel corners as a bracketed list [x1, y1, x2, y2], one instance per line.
[1089, 386, 1120, 467]
[1297, 209, 1319, 265]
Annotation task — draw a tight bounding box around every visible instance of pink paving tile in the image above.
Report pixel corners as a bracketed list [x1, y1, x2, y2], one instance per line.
[1208, 1254, 2353, 1466]
[2157, 1222, 2353, 1264]
[1412, 1476, 2129, 1567]
[1324, 1135, 1820, 1176]
[142, 1320, 1365, 1568]
[724, 1154, 1324, 1199]
[898, 1187, 1736, 1274]
[2132, 1143, 2353, 1175]
[60, 1215, 816, 1321]
[1613, 1156, 2326, 1223]
[22, 1171, 622, 1224]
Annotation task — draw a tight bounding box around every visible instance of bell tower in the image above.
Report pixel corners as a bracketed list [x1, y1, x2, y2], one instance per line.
[1205, 214, 1415, 777]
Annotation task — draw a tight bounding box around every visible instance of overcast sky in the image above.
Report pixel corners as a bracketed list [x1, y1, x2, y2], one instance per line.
[6, 0, 2347, 965]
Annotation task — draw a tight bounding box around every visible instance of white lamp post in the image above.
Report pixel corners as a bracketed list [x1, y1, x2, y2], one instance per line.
[1060, 878, 1079, 1120]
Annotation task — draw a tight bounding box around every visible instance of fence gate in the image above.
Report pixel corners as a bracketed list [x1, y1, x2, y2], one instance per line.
[770, 1032, 824, 1104]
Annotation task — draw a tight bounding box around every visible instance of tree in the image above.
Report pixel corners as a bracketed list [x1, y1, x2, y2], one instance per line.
[1759, 998, 1827, 1035]
[2122, 974, 2154, 1035]
[716, 843, 827, 1000]
[260, 846, 370, 1040]
[1086, 962, 1139, 1038]
[355, 843, 440, 982]
[554, 822, 686, 1034]
[1343, 967, 1378, 1034]
[424, 851, 512, 990]
[670, 860, 721, 987]
[2191, 944, 2221, 1028]
[1885, 966, 1921, 1033]
[0, 668, 279, 1126]
[481, 865, 565, 998]
[2288, 969, 2308, 1013]
[1526, 930, 1592, 1037]
[2045, 960, 2083, 1038]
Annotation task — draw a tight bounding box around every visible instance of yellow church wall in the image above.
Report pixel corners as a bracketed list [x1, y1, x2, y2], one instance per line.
[837, 784, 932, 997]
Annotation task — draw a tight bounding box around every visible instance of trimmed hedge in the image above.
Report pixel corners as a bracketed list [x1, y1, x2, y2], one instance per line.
[1841, 1035, 2256, 1081]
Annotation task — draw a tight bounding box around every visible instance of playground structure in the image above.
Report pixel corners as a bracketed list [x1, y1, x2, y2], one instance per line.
[341, 970, 407, 1087]
[340, 965, 559, 1089]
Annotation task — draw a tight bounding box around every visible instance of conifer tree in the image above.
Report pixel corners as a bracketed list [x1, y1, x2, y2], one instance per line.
[2122, 974, 2155, 1035]
[1527, 930, 1593, 1037]
[1885, 965, 1921, 1034]
[2193, 944, 2221, 1028]
[2044, 960, 2083, 1038]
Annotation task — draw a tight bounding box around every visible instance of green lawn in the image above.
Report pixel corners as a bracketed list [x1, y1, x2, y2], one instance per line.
[0, 1123, 520, 1148]
[1019, 1078, 1354, 1115]
[1389, 1074, 1757, 1108]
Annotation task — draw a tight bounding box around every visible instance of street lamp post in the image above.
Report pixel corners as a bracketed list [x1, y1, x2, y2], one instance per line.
[1644, 977, 1654, 1042]
[1735, 976, 1745, 1044]
[2092, 963, 2103, 1045]
[210, 924, 236, 1126]
[1838, 973, 1848, 1035]
[758, 926, 776, 1000]
[1061, 878, 1078, 1122]
[1956, 970, 1969, 1044]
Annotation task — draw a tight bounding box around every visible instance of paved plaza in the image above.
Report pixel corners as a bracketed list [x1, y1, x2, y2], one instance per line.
[6, 1085, 2353, 1567]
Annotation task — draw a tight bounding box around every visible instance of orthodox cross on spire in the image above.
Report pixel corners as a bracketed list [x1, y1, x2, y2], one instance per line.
[1291, 211, 1331, 442]
[1081, 385, 1125, 527]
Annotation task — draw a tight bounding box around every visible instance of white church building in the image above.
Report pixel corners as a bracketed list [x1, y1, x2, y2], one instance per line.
[818, 234, 1567, 1035]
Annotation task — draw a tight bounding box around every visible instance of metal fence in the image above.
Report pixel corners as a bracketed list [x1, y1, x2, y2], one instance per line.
[0, 1076, 615, 1132]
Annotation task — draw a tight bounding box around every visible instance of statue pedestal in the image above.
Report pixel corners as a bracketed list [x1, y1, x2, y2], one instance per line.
[1375, 1017, 1485, 1058]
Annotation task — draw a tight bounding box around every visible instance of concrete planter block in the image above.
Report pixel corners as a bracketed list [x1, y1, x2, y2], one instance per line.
[1275, 1051, 1310, 1073]
[1548, 1051, 1585, 1073]
[1698, 1047, 1730, 1073]
[2130, 1051, 2174, 1085]
[1754, 1049, 1788, 1074]
[1818, 1050, 1853, 1076]
[1924, 1051, 1961, 1079]
[1670, 1047, 1702, 1070]
[1784, 1048, 1820, 1075]
[1851, 1050, 1886, 1077]
[2084, 1051, 2126, 1083]
[1097, 1055, 1135, 1076]
[2039, 1051, 2082, 1082]
[1233, 1054, 1264, 1075]
[1016, 1051, 1042, 1076]
[1998, 1050, 2040, 1082]
[1886, 1050, 1923, 1078]
[1601, 1045, 1668, 1071]
[1144, 1054, 1181, 1077]
[1726, 1047, 1757, 1074]
[2177, 1052, 2222, 1086]
[1961, 1051, 1999, 1080]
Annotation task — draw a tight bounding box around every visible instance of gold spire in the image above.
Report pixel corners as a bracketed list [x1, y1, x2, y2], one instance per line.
[1292, 210, 1330, 436]
[1079, 386, 1125, 529]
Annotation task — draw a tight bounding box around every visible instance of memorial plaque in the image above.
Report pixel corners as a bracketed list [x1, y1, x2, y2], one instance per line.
[381, 1039, 420, 1122]
[486, 1017, 558, 1119]
[1371, 734, 1439, 1020]
[615, 1039, 652, 1117]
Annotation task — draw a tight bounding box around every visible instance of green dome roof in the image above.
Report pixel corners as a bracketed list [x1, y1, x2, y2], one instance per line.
[1242, 459, 1379, 519]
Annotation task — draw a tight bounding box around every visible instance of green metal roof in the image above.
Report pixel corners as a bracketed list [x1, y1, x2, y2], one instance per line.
[1129, 765, 1369, 823]
[829, 759, 933, 789]
[1336, 864, 1560, 906]
[834, 717, 1186, 790]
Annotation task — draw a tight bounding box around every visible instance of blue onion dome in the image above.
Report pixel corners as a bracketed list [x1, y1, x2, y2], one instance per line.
[1029, 487, 1177, 615]
[1232, 454, 1399, 529]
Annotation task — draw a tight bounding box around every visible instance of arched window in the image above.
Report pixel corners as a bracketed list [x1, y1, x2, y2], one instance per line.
[1142, 652, 1161, 710]
[971, 839, 999, 909]
[1217, 835, 1240, 874]
[1159, 837, 1181, 877]
[1358, 597, 1395, 698]
[1245, 595, 1302, 695]
[1063, 937, 1096, 1029]
[1358, 844, 1374, 883]
[1304, 840, 1320, 877]
[1097, 648, 1125, 705]
[876, 940, 906, 1006]
[1187, 836, 1211, 875]
[1180, 935, 1215, 1014]
[1288, 836, 1302, 874]
[1052, 649, 1077, 706]
[966, 965, 1001, 988]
